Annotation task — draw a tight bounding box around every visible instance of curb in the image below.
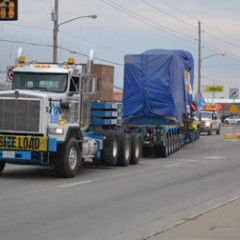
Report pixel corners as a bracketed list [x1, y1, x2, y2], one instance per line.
[224, 133, 240, 139]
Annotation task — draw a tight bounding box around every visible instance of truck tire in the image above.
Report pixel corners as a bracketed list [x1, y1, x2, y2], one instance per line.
[168, 135, 173, 155]
[54, 138, 82, 178]
[207, 126, 212, 135]
[216, 125, 221, 135]
[154, 143, 168, 158]
[173, 134, 178, 152]
[176, 134, 181, 150]
[130, 133, 142, 164]
[117, 132, 131, 166]
[102, 130, 119, 166]
[0, 161, 6, 174]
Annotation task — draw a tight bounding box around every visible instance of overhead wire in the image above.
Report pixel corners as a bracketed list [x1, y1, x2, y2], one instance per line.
[202, 76, 240, 87]
[100, 0, 197, 45]
[59, 30, 125, 54]
[0, 38, 123, 66]
[140, 0, 196, 30]
[155, 0, 240, 57]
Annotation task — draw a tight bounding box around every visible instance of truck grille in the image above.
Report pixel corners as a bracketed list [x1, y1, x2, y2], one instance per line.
[0, 99, 41, 132]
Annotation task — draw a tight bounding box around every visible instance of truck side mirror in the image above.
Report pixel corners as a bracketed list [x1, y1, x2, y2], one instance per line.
[60, 102, 71, 110]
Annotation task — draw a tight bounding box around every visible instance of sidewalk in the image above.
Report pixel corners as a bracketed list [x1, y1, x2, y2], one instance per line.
[149, 198, 240, 240]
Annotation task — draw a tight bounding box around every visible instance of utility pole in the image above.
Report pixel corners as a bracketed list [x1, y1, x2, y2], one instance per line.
[198, 20, 201, 97]
[52, 0, 58, 63]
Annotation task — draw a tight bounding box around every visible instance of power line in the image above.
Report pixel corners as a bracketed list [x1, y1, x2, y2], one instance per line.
[204, 30, 240, 49]
[202, 22, 240, 43]
[157, 0, 197, 22]
[140, 0, 196, 30]
[143, 1, 240, 51]
[202, 76, 240, 87]
[100, 0, 196, 45]
[48, 0, 53, 11]
[0, 38, 123, 66]
[59, 30, 125, 54]
[0, 22, 51, 32]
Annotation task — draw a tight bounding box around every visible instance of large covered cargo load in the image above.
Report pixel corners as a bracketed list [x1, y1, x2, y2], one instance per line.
[123, 49, 194, 124]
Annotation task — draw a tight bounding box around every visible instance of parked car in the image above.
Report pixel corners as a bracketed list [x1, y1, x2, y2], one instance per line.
[224, 116, 240, 124]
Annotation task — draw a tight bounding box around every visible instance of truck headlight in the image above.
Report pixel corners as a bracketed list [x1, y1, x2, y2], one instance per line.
[204, 121, 211, 127]
[49, 127, 64, 135]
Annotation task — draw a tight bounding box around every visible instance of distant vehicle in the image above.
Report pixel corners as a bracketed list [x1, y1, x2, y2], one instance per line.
[199, 111, 222, 135]
[224, 116, 240, 124]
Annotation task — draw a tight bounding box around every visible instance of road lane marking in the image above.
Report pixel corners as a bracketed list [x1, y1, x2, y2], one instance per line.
[162, 163, 182, 168]
[59, 180, 93, 188]
[204, 156, 226, 160]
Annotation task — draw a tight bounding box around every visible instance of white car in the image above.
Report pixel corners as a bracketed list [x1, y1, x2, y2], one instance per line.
[199, 111, 222, 135]
[224, 116, 240, 124]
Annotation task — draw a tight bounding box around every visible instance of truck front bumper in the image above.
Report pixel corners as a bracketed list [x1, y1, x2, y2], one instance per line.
[0, 136, 57, 165]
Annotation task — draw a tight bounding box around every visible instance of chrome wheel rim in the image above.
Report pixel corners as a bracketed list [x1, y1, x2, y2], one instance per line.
[113, 138, 118, 158]
[69, 147, 78, 170]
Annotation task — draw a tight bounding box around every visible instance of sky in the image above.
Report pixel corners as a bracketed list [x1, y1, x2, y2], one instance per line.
[0, 0, 240, 99]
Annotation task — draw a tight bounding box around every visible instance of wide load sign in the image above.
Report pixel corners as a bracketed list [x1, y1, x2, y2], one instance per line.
[0, 135, 48, 151]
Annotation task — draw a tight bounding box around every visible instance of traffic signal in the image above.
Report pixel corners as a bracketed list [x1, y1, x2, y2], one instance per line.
[0, 0, 18, 21]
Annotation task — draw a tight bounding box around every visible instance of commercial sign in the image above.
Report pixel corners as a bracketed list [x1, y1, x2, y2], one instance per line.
[204, 85, 224, 92]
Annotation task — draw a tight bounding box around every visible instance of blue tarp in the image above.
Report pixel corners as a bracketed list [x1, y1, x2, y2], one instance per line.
[123, 49, 194, 123]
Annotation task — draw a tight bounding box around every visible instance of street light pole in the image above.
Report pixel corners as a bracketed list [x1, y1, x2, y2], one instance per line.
[52, 0, 58, 63]
[51, 0, 97, 63]
[198, 20, 201, 98]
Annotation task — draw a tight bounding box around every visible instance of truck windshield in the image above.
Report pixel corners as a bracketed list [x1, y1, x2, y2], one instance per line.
[201, 112, 212, 118]
[12, 72, 68, 93]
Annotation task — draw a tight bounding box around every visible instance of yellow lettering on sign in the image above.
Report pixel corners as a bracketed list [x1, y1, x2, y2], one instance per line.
[0, 135, 48, 152]
[205, 85, 224, 92]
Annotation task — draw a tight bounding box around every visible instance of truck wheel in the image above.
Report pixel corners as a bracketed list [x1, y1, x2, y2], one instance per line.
[173, 134, 178, 152]
[130, 133, 142, 164]
[154, 143, 168, 158]
[207, 126, 212, 135]
[0, 161, 6, 174]
[176, 135, 181, 150]
[216, 125, 221, 135]
[117, 132, 131, 166]
[168, 135, 173, 155]
[102, 130, 119, 166]
[54, 138, 81, 178]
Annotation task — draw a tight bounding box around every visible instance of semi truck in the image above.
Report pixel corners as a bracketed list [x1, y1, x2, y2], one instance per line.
[0, 48, 196, 177]
[0, 49, 141, 177]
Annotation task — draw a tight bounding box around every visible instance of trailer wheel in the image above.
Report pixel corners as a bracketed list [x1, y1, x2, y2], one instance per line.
[173, 134, 177, 152]
[117, 132, 131, 166]
[0, 161, 6, 174]
[168, 135, 173, 155]
[177, 135, 181, 150]
[102, 130, 119, 166]
[54, 138, 82, 178]
[130, 133, 142, 164]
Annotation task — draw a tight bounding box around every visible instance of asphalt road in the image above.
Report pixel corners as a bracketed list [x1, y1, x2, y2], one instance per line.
[0, 125, 240, 240]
